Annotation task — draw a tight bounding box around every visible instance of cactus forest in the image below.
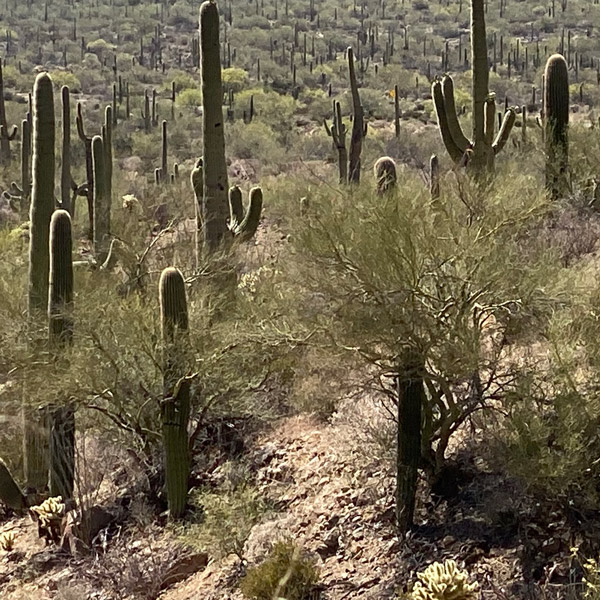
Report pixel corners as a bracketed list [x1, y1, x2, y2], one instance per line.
[2, 0, 600, 597]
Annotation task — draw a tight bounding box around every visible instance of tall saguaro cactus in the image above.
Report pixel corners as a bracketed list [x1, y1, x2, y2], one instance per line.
[92, 135, 110, 263]
[544, 53, 569, 199]
[323, 100, 348, 183]
[200, 0, 230, 251]
[25, 72, 56, 491]
[347, 47, 366, 183]
[102, 105, 113, 205]
[432, 0, 516, 174]
[159, 267, 191, 519]
[76, 102, 94, 238]
[48, 210, 75, 500]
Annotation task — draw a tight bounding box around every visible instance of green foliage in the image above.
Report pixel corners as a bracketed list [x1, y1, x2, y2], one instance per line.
[48, 71, 81, 92]
[174, 88, 202, 108]
[185, 481, 270, 559]
[222, 67, 249, 94]
[240, 540, 320, 600]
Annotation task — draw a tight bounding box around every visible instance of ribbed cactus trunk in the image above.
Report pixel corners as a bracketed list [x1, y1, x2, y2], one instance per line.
[48, 210, 75, 500]
[25, 72, 55, 492]
[200, 0, 230, 251]
[20, 117, 31, 218]
[374, 156, 397, 195]
[323, 100, 348, 184]
[103, 106, 113, 209]
[396, 352, 424, 534]
[469, 0, 493, 172]
[231, 187, 263, 241]
[161, 120, 168, 181]
[347, 47, 365, 184]
[544, 54, 569, 200]
[60, 86, 72, 215]
[159, 267, 191, 519]
[76, 102, 94, 239]
[92, 135, 110, 264]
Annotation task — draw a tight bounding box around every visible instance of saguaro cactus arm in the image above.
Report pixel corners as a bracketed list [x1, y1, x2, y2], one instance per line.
[432, 80, 468, 164]
[231, 186, 263, 241]
[492, 108, 516, 154]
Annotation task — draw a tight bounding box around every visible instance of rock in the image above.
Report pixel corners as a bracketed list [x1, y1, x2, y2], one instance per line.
[159, 552, 209, 590]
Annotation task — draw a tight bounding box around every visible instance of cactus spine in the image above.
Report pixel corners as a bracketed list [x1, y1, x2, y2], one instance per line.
[25, 72, 56, 491]
[323, 100, 348, 184]
[92, 135, 110, 263]
[60, 86, 72, 215]
[48, 210, 75, 500]
[347, 47, 366, 183]
[200, 0, 230, 251]
[544, 53, 569, 199]
[159, 267, 191, 519]
[432, 0, 516, 174]
[374, 156, 397, 195]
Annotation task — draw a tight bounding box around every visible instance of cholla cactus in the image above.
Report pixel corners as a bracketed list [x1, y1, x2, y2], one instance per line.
[30, 496, 66, 523]
[411, 560, 479, 600]
[0, 531, 15, 551]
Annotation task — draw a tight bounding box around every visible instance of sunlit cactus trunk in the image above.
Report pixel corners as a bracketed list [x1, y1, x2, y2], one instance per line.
[159, 267, 191, 519]
[544, 54, 569, 199]
[200, 0, 229, 251]
[48, 210, 75, 500]
[24, 73, 56, 492]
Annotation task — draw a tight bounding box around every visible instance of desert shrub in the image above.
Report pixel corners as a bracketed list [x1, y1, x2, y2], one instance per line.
[249, 167, 562, 478]
[175, 88, 202, 108]
[240, 540, 320, 600]
[184, 480, 270, 559]
[48, 70, 81, 92]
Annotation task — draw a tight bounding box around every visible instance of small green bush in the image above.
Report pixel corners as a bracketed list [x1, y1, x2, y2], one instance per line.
[240, 540, 320, 600]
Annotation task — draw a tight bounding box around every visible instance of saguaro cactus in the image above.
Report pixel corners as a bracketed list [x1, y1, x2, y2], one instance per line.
[60, 86, 73, 215]
[102, 106, 113, 205]
[374, 156, 397, 195]
[76, 102, 94, 237]
[191, 157, 204, 268]
[200, 0, 230, 251]
[432, 0, 516, 174]
[0, 59, 17, 164]
[544, 53, 569, 199]
[230, 186, 263, 241]
[161, 120, 168, 181]
[92, 135, 110, 263]
[430, 154, 440, 200]
[159, 267, 191, 519]
[25, 72, 56, 491]
[48, 210, 75, 500]
[323, 100, 348, 183]
[0, 459, 26, 510]
[347, 47, 366, 183]
[396, 352, 424, 533]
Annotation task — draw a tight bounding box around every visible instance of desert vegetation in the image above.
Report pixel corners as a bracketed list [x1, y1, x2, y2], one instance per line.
[2, 0, 600, 598]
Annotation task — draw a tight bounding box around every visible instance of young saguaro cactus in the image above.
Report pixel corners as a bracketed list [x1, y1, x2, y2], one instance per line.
[48, 210, 75, 500]
[159, 267, 191, 519]
[544, 53, 569, 199]
[323, 100, 348, 183]
[25, 72, 56, 491]
[200, 0, 230, 251]
[432, 0, 516, 174]
[102, 105, 113, 205]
